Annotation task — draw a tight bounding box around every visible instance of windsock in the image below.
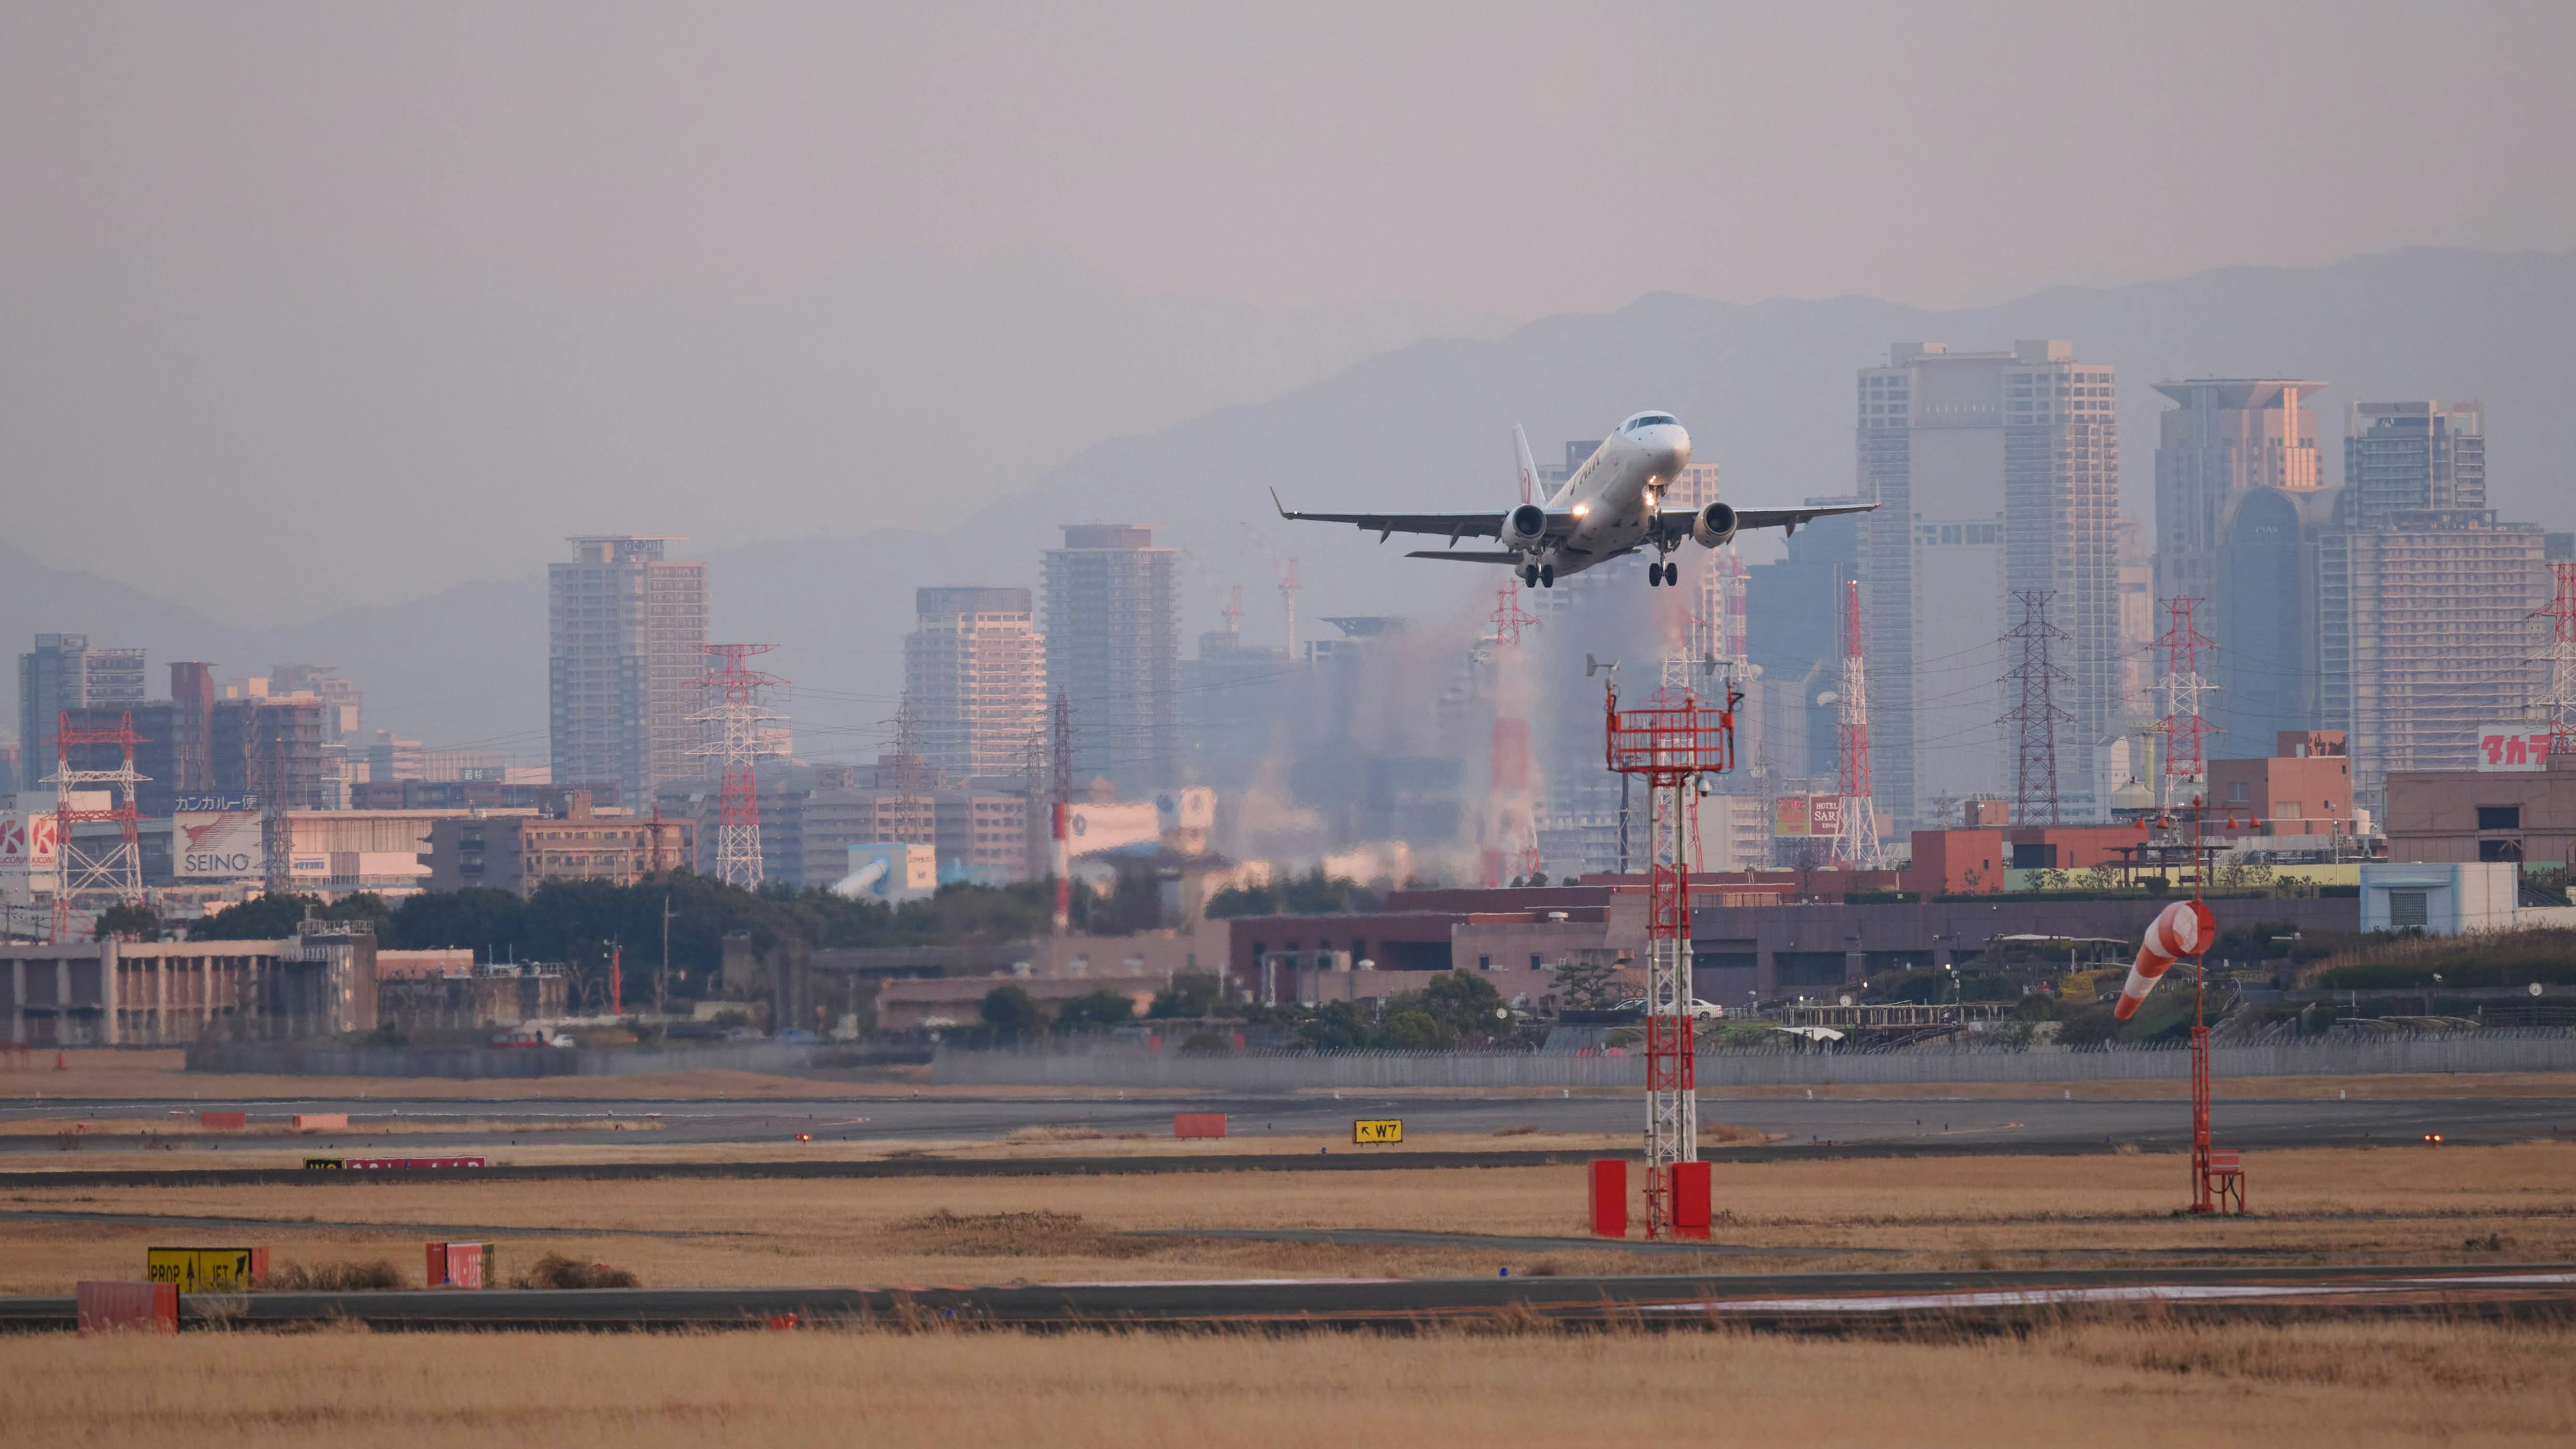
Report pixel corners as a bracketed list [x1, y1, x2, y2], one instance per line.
[2112, 899, 2216, 1020]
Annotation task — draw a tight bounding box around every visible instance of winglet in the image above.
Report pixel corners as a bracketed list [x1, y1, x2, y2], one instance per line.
[1269, 486, 1291, 519]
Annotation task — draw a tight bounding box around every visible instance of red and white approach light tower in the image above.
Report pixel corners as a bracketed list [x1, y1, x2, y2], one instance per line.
[1603, 674, 1737, 1238]
[1480, 580, 1543, 888]
[2540, 560, 2576, 757]
[47, 710, 148, 943]
[1831, 580, 1885, 868]
[691, 645, 783, 891]
[2152, 597, 2217, 810]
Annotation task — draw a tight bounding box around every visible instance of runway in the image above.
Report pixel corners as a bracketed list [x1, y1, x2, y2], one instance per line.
[7, 1263, 2569, 1332]
[4, 1088, 2567, 1157]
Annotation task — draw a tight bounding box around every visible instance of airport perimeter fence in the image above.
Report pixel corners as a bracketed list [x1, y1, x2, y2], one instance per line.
[932, 1030, 2576, 1090]
[182, 1041, 926, 1079]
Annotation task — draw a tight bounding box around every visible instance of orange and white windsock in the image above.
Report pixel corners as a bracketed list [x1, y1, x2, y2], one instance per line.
[2112, 899, 2216, 1020]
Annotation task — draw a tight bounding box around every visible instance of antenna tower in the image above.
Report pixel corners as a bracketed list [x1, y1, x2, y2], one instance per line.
[2539, 561, 2576, 756]
[2004, 590, 2072, 826]
[2151, 596, 2219, 808]
[1479, 580, 1543, 887]
[690, 644, 782, 891]
[47, 710, 148, 943]
[1831, 580, 1886, 868]
[1049, 690, 1074, 934]
[1603, 676, 1736, 1238]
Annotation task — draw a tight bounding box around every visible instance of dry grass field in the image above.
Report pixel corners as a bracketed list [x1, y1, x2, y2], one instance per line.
[3, 1318, 2570, 1447]
[2, 1142, 2570, 1294]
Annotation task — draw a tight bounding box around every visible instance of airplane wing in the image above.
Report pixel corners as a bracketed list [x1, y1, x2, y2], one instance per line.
[1270, 488, 1518, 544]
[1652, 500, 1878, 542]
[1401, 549, 1523, 564]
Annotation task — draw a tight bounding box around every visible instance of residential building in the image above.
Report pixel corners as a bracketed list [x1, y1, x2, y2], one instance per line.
[905, 587, 1045, 782]
[210, 697, 326, 810]
[1042, 525, 1178, 794]
[2319, 402, 2544, 806]
[423, 790, 690, 896]
[1858, 341, 2122, 826]
[17, 635, 146, 774]
[1180, 624, 1292, 795]
[548, 536, 710, 808]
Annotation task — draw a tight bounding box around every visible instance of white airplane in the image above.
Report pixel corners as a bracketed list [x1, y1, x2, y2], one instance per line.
[1272, 411, 1875, 588]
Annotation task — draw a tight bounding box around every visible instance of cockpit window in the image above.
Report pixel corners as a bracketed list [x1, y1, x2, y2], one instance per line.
[1629, 413, 1676, 430]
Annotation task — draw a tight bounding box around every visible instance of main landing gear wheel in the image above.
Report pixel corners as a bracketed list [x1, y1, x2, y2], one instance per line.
[1521, 564, 1540, 588]
[1648, 559, 1676, 587]
[1540, 564, 1555, 588]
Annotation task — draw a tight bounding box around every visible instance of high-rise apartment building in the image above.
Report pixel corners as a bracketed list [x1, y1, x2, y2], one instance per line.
[2151, 380, 2334, 751]
[904, 587, 1044, 782]
[1041, 525, 1178, 794]
[2319, 401, 2543, 805]
[548, 537, 709, 807]
[17, 634, 146, 772]
[1858, 341, 2121, 825]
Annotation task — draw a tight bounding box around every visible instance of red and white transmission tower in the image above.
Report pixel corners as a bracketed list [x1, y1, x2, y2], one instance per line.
[47, 710, 148, 943]
[2538, 560, 2576, 756]
[2152, 597, 2218, 810]
[1479, 580, 1543, 888]
[1603, 676, 1736, 1239]
[690, 645, 782, 891]
[1049, 690, 1074, 935]
[1831, 580, 1885, 868]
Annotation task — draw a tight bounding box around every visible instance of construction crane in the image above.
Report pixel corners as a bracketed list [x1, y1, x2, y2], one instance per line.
[1241, 527, 1302, 658]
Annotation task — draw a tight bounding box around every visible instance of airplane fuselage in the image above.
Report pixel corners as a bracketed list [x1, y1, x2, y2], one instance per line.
[1534, 417, 1691, 579]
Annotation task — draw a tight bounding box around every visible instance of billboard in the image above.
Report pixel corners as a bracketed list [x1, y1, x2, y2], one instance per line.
[1808, 796, 1845, 838]
[1065, 802, 1161, 855]
[175, 812, 264, 879]
[0, 811, 58, 869]
[2477, 725, 2556, 772]
[1772, 796, 1812, 837]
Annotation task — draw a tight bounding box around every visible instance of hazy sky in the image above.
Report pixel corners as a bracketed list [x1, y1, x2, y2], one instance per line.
[5, 1, 2572, 621]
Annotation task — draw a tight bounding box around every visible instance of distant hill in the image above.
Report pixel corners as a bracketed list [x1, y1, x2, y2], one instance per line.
[7, 245, 2571, 761]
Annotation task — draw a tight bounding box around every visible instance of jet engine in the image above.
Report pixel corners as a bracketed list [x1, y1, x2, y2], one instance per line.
[1501, 503, 1549, 551]
[1690, 501, 1738, 547]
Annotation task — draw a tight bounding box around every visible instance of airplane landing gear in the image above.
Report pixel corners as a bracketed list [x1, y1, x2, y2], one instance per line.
[1540, 564, 1555, 588]
[1646, 559, 1677, 587]
[1521, 564, 1540, 588]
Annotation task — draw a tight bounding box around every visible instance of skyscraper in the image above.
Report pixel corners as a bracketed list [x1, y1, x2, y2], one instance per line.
[2151, 380, 2334, 751]
[1041, 525, 1178, 794]
[2319, 402, 2543, 805]
[549, 537, 710, 806]
[18, 633, 147, 786]
[904, 586, 1045, 782]
[1858, 341, 2121, 825]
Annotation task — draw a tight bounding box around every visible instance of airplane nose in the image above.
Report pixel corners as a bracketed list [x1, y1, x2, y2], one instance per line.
[1659, 427, 1690, 477]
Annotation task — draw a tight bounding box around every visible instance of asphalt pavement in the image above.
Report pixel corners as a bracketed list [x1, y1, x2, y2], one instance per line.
[4, 1089, 2568, 1157]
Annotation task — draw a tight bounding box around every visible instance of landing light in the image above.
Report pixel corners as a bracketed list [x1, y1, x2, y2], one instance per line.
[1572, 504, 1590, 517]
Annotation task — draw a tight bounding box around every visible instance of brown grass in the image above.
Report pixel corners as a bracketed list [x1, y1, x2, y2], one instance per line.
[894, 1208, 1159, 1258]
[258, 1258, 408, 1291]
[511, 1252, 639, 1289]
[1, 1142, 2570, 1295]
[5, 1319, 2571, 1446]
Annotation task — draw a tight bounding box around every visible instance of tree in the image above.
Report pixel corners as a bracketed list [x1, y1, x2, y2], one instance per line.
[1379, 1008, 1446, 1050]
[1056, 990, 1136, 1030]
[190, 893, 322, 941]
[1551, 954, 1622, 1012]
[1089, 865, 1166, 935]
[1147, 969, 1224, 1019]
[1293, 1001, 1375, 1049]
[93, 903, 162, 941]
[1417, 970, 1509, 1042]
[978, 985, 1048, 1040]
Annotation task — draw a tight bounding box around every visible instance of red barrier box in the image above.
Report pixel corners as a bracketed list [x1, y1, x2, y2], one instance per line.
[426, 1241, 493, 1288]
[198, 1111, 247, 1131]
[77, 1281, 177, 1335]
[1670, 1161, 1713, 1240]
[1173, 1113, 1228, 1139]
[1589, 1159, 1627, 1238]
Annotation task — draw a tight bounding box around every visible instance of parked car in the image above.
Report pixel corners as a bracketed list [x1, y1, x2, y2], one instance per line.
[1613, 998, 1727, 1020]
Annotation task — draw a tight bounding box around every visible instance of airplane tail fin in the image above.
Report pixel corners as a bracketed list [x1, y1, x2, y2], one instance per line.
[1513, 425, 1540, 506]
